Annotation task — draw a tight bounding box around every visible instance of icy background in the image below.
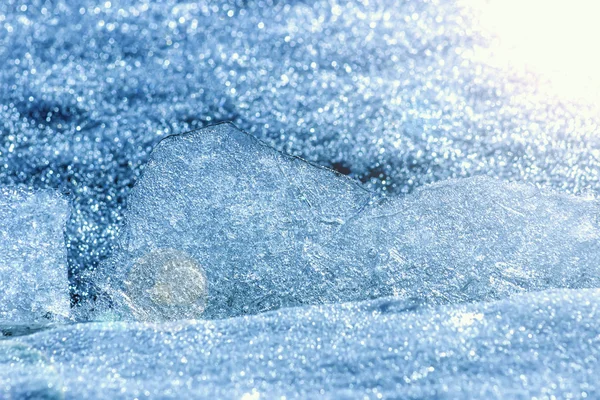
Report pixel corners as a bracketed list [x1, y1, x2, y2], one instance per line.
[1, 0, 600, 398]
[2, 0, 600, 299]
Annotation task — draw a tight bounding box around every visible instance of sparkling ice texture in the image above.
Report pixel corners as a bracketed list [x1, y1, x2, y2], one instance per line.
[1, 0, 600, 398]
[0, 188, 70, 324]
[2, 0, 600, 298]
[3, 290, 600, 399]
[98, 123, 600, 321]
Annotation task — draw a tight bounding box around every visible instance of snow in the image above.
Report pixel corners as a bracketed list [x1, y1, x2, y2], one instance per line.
[3, 290, 600, 399]
[1, 0, 600, 398]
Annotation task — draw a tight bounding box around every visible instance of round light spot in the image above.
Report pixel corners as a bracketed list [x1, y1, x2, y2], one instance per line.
[125, 249, 208, 322]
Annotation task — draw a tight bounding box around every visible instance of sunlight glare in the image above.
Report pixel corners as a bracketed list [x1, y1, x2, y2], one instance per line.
[462, 0, 600, 102]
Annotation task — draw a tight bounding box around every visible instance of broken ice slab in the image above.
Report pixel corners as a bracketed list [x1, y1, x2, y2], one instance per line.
[326, 175, 600, 305]
[98, 122, 374, 321]
[0, 188, 70, 324]
[98, 123, 600, 321]
[6, 289, 600, 399]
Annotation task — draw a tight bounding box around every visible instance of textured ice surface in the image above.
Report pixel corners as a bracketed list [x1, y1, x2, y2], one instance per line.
[3, 289, 600, 399]
[2, 0, 600, 300]
[2, 1, 600, 398]
[98, 123, 374, 320]
[333, 176, 600, 304]
[97, 123, 600, 320]
[0, 188, 70, 324]
[0, 341, 63, 400]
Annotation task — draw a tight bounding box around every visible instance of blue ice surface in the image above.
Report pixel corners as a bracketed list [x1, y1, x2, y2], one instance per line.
[2, 0, 600, 300]
[93, 123, 600, 322]
[2, 289, 600, 399]
[1, 0, 600, 398]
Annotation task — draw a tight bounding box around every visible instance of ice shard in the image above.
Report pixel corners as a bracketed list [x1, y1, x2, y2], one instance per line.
[0, 188, 70, 324]
[99, 123, 374, 320]
[325, 176, 600, 304]
[98, 123, 600, 321]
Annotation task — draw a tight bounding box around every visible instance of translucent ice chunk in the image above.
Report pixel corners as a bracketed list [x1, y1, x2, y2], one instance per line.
[98, 123, 600, 321]
[0, 188, 70, 323]
[5, 290, 600, 399]
[325, 176, 600, 305]
[98, 123, 374, 320]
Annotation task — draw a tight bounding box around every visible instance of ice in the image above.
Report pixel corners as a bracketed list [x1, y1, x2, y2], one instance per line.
[0, 188, 70, 324]
[329, 176, 600, 304]
[96, 123, 600, 321]
[2, 1, 600, 302]
[1, 1, 600, 397]
[0, 340, 63, 399]
[97, 123, 374, 321]
[3, 289, 600, 399]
